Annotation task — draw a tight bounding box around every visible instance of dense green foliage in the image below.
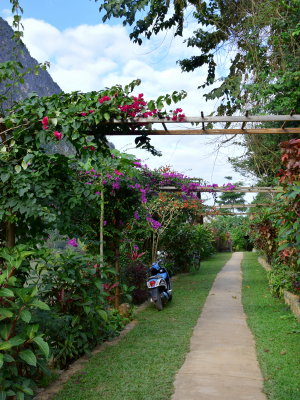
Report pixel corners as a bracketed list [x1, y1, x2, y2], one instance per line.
[160, 223, 215, 273]
[209, 215, 252, 252]
[100, 0, 300, 113]
[242, 253, 300, 400]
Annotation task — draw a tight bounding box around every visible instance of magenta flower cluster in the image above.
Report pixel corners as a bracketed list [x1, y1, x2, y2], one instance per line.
[146, 215, 162, 230]
[67, 238, 78, 247]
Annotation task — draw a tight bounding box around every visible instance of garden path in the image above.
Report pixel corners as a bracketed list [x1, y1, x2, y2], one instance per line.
[171, 252, 266, 400]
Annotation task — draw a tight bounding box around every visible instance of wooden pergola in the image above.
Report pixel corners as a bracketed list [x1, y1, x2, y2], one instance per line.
[107, 114, 300, 135]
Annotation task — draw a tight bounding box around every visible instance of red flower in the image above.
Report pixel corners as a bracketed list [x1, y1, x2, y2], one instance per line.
[41, 116, 49, 130]
[81, 112, 87, 116]
[53, 131, 63, 140]
[98, 96, 111, 104]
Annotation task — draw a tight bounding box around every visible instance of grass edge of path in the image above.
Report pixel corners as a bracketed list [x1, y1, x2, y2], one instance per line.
[241, 252, 300, 400]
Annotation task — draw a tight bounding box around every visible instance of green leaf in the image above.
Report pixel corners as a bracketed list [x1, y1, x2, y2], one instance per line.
[0, 288, 14, 297]
[19, 349, 37, 367]
[4, 354, 14, 362]
[0, 391, 7, 400]
[15, 165, 22, 173]
[147, 100, 155, 111]
[20, 310, 31, 323]
[0, 173, 9, 182]
[0, 341, 12, 350]
[97, 309, 108, 321]
[0, 325, 10, 340]
[0, 309, 13, 320]
[21, 160, 28, 170]
[0, 353, 3, 369]
[16, 392, 24, 400]
[33, 336, 49, 358]
[30, 300, 50, 310]
[104, 112, 110, 121]
[26, 324, 39, 340]
[8, 336, 25, 347]
[22, 387, 33, 396]
[51, 117, 58, 126]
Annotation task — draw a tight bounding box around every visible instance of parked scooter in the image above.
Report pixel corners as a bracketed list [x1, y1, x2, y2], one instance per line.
[146, 261, 172, 311]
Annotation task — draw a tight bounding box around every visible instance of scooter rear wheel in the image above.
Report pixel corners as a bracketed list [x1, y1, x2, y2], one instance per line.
[154, 293, 163, 311]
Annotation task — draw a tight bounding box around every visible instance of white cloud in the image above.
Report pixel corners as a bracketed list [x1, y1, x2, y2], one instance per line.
[3, 16, 250, 186]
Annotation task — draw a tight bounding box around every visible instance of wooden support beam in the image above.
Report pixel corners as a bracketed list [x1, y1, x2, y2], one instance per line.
[201, 111, 205, 130]
[108, 128, 300, 135]
[203, 212, 263, 216]
[106, 114, 300, 124]
[159, 186, 282, 193]
[241, 111, 249, 130]
[281, 110, 295, 129]
[213, 203, 270, 209]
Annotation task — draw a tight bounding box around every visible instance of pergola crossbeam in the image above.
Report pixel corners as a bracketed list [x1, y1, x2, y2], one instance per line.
[108, 114, 300, 124]
[108, 128, 300, 135]
[159, 186, 282, 193]
[212, 203, 271, 209]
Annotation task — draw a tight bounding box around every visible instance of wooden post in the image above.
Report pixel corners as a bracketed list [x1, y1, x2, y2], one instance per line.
[5, 220, 15, 248]
[114, 237, 120, 309]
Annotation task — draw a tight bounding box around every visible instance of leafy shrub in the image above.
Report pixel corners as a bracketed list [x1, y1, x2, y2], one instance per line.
[37, 250, 128, 368]
[123, 261, 148, 304]
[161, 223, 215, 274]
[268, 263, 293, 298]
[0, 246, 50, 399]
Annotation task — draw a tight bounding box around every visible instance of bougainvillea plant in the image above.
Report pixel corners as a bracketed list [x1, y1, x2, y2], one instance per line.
[0, 79, 187, 248]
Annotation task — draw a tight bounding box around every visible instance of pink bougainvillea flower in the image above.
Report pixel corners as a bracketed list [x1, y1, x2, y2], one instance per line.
[98, 96, 111, 104]
[67, 238, 78, 247]
[81, 112, 87, 116]
[112, 182, 120, 190]
[41, 116, 49, 130]
[89, 110, 94, 113]
[53, 131, 63, 140]
[114, 169, 123, 176]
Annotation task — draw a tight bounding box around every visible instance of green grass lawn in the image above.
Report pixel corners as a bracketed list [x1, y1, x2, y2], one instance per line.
[242, 252, 300, 400]
[53, 252, 231, 400]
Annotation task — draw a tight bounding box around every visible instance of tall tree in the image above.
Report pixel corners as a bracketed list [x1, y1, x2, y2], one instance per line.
[100, 0, 300, 182]
[99, 0, 300, 115]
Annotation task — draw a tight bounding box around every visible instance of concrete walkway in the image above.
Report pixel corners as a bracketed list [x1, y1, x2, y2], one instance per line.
[172, 252, 266, 400]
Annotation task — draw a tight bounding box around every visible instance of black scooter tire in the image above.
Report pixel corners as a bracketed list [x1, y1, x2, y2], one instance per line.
[154, 293, 163, 311]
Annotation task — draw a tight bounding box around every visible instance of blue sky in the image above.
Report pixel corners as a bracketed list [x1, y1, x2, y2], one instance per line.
[1, 0, 254, 197]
